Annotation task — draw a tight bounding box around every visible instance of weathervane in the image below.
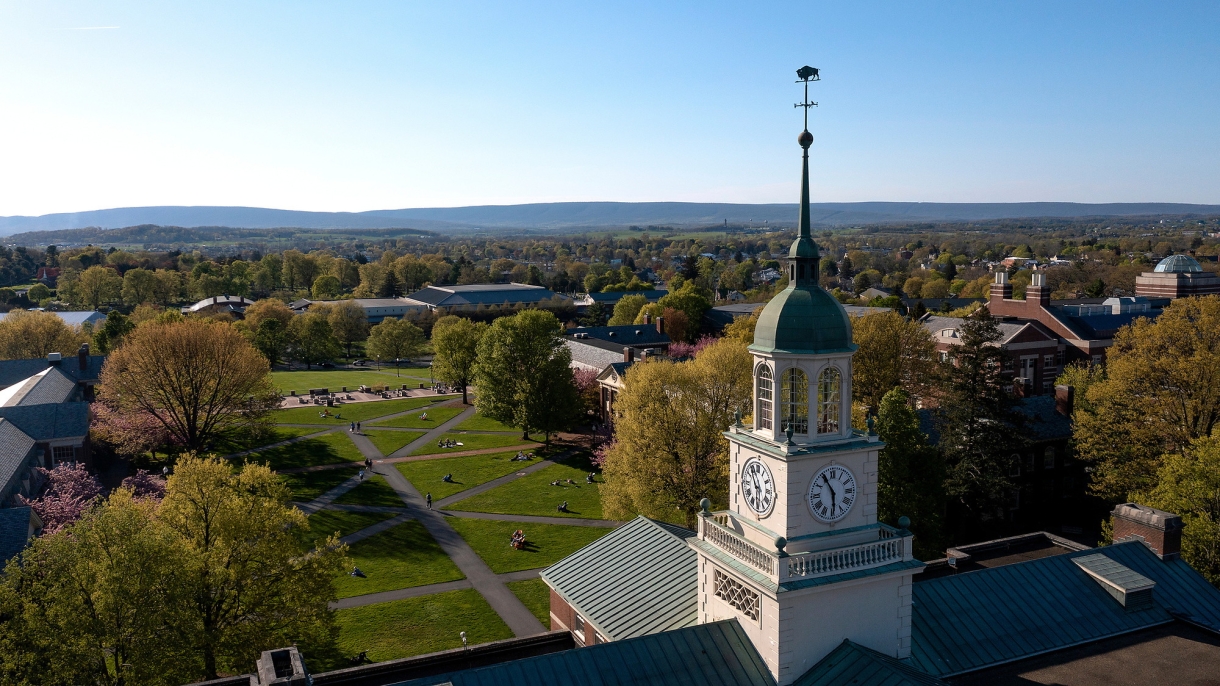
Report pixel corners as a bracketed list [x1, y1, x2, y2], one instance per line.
[794, 66, 819, 131]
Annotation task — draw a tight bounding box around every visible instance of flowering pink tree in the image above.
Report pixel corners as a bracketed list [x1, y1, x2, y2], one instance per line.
[17, 462, 103, 534]
[668, 335, 718, 359]
[591, 439, 616, 468]
[121, 469, 167, 501]
[91, 401, 177, 458]
[572, 367, 601, 421]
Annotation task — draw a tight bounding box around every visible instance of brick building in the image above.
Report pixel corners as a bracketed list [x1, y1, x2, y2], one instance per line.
[1134, 254, 1220, 299]
[922, 313, 1063, 395]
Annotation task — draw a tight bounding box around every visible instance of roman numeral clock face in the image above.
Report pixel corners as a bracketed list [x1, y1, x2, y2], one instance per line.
[808, 464, 856, 522]
[740, 457, 775, 515]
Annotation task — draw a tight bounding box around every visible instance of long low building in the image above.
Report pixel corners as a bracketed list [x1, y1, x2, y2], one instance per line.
[292, 283, 572, 323]
[289, 297, 430, 323]
[0, 310, 106, 328]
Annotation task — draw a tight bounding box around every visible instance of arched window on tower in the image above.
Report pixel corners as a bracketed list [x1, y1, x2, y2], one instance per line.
[780, 367, 808, 434]
[756, 365, 773, 431]
[817, 367, 841, 434]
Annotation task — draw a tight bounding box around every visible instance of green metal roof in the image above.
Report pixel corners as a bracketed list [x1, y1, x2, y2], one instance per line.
[794, 640, 948, 686]
[910, 541, 1220, 677]
[750, 285, 856, 356]
[393, 619, 777, 686]
[541, 516, 698, 641]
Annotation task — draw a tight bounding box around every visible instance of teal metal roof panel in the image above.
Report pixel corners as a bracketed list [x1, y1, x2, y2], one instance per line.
[751, 286, 856, 355]
[909, 541, 1220, 677]
[541, 517, 699, 640]
[393, 619, 777, 686]
[794, 640, 948, 686]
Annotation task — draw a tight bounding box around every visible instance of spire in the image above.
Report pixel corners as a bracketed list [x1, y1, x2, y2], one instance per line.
[788, 66, 820, 281]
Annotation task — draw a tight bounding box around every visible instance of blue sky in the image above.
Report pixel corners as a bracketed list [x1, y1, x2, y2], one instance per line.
[1, 1, 1217, 216]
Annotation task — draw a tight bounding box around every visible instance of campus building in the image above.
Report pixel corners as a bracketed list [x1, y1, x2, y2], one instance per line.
[1134, 254, 1220, 299]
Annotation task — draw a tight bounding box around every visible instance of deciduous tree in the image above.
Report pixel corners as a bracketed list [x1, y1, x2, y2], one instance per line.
[430, 315, 487, 404]
[472, 309, 580, 441]
[607, 294, 648, 326]
[851, 310, 939, 410]
[75, 265, 123, 309]
[1137, 435, 1220, 586]
[320, 301, 369, 358]
[0, 310, 89, 360]
[876, 389, 945, 559]
[242, 298, 294, 332]
[92, 310, 135, 354]
[288, 312, 342, 369]
[121, 267, 158, 305]
[99, 319, 279, 452]
[600, 338, 752, 527]
[366, 317, 425, 376]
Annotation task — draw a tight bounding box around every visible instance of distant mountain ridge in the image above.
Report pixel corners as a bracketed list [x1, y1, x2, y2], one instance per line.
[2, 201, 1218, 236]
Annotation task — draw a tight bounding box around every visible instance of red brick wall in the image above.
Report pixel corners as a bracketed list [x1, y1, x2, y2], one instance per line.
[549, 588, 571, 632]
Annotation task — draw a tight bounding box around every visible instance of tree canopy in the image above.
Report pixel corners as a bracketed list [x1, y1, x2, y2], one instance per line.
[430, 315, 487, 404]
[366, 317, 425, 375]
[850, 311, 938, 410]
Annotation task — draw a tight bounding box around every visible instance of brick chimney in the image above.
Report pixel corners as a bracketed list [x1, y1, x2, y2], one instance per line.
[989, 271, 1013, 302]
[255, 646, 310, 685]
[623, 347, 634, 363]
[1054, 384, 1074, 417]
[655, 315, 664, 335]
[1028, 272, 1051, 307]
[78, 343, 90, 372]
[1111, 503, 1184, 560]
[643, 312, 652, 325]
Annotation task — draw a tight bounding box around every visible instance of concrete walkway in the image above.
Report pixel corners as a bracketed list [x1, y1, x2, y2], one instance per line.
[387, 405, 479, 458]
[296, 472, 368, 515]
[340, 512, 414, 545]
[374, 460, 547, 637]
[330, 567, 545, 610]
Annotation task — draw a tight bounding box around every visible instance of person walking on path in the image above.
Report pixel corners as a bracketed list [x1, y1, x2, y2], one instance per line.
[358, 468, 365, 481]
[349, 421, 355, 433]
[356, 421, 362, 433]
[426, 493, 432, 510]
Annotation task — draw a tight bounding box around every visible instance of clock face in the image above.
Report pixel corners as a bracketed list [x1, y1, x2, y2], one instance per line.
[808, 464, 856, 522]
[740, 458, 776, 515]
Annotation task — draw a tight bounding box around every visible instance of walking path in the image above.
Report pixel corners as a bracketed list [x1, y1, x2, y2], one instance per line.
[267, 395, 613, 641]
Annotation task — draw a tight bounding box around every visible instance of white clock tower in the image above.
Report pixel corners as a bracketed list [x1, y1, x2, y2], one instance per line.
[689, 67, 923, 686]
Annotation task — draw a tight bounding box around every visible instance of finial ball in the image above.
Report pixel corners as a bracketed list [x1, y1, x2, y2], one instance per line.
[798, 130, 813, 148]
[898, 516, 911, 529]
[699, 498, 711, 514]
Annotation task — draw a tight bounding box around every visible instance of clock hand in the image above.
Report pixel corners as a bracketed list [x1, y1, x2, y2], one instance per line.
[822, 473, 837, 514]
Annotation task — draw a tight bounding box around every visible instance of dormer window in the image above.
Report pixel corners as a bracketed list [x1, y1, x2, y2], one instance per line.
[941, 329, 958, 338]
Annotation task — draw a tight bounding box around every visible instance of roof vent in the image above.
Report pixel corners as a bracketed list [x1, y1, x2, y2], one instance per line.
[1073, 553, 1156, 611]
[47, 352, 62, 364]
[608, 331, 616, 337]
[635, 329, 642, 335]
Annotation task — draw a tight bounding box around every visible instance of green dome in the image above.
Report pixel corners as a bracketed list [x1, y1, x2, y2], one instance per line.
[750, 285, 856, 355]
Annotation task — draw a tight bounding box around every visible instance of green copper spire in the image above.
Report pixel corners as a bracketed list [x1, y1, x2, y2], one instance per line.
[750, 67, 855, 356]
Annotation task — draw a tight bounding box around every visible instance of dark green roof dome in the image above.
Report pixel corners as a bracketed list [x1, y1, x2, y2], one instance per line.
[750, 284, 856, 355]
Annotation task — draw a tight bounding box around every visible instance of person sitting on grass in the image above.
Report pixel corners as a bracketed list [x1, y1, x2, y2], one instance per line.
[442, 473, 453, 483]
[587, 472, 596, 484]
[420, 412, 428, 421]
[557, 501, 568, 513]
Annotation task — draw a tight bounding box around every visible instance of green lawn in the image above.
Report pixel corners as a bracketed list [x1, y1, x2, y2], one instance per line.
[335, 589, 512, 662]
[449, 462, 604, 519]
[409, 432, 533, 456]
[249, 432, 364, 470]
[217, 426, 324, 454]
[370, 406, 465, 429]
[365, 429, 425, 457]
[507, 578, 553, 627]
[274, 396, 454, 426]
[272, 369, 436, 394]
[396, 451, 536, 501]
[333, 474, 405, 508]
[298, 509, 397, 547]
[454, 412, 519, 433]
[281, 466, 358, 502]
[446, 517, 612, 574]
[335, 520, 465, 599]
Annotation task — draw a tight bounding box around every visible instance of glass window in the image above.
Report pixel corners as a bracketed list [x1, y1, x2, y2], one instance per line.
[1009, 454, 1021, 477]
[52, 446, 75, 464]
[1091, 354, 1103, 366]
[1043, 354, 1055, 368]
[780, 367, 809, 434]
[1003, 357, 1014, 371]
[756, 366, 773, 431]
[1044, 446, 1056, 470]
[573, 613, 586, 642]
[816, 367, 841, 434]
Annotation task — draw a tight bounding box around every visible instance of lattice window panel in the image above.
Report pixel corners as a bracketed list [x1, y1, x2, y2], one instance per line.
[714, 569, 759, 622]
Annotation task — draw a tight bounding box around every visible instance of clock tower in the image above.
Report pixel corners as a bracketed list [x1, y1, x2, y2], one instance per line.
[689, 67, 923, 686]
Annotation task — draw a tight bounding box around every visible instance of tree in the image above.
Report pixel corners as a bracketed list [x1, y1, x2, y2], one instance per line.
[600, 338, 752, 527]
[311, 274, 343, 299]
[934, 310, 1023, 529]
[92, 310, 136, 354]
[920, 279, 950, 299]
[430, 315, 487, 404]
[366, 317, 425, 376]
[158, 456, 346, 679]
[903, 276, 925, 299]
[243, 298, 294, 332]
[660, 307, 689, 344]
[76, 265, 123, 309]
[121, 268, 158, 305]
[27, 282, 50, 303]
[0, 458, 347, 685]
[608, 294, 648, 326]
[472, 309, 580, 441]
[99, 319, 279, 453]
[875, 389, 946, 560]
[322, 301, 369, 358]
[288, 312, 342, 369]
[655, 283, 711, 342]
[850, 311, 939, 410]
[1084, 278, 1107, 298]
[579, 301, 608, 327]
[253, 317, 291, 366]
[722, 307, 762, 345]
[378, 270, 403, 298]
[0, 310, 89, 360]
[1138, 435, 1220, 586]
[1073, 295, 1220, 500]
[15, 462, 103, 534]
